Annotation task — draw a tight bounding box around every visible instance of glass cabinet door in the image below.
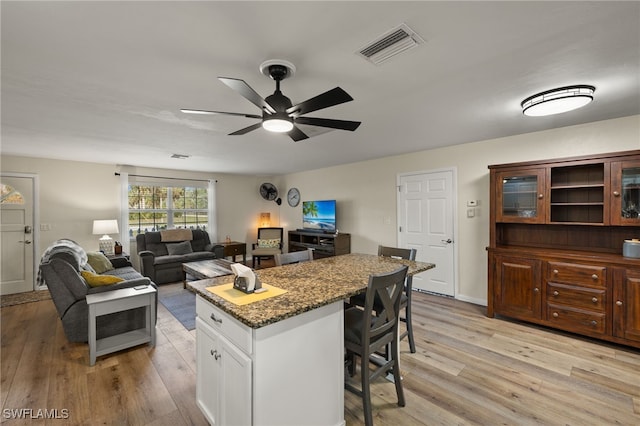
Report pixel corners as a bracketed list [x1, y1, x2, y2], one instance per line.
[496, 169, 545, 223]
[612, 161, 640, 225]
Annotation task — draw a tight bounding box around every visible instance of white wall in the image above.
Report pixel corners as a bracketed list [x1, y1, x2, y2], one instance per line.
[276, 115, 640, 304]
[2, 115, 638, 303]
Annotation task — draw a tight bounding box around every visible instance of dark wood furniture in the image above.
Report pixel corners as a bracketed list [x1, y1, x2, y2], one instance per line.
[288, 230, 351, 258]
[487, 149, 640, 349]
[216, 241, 246, 264]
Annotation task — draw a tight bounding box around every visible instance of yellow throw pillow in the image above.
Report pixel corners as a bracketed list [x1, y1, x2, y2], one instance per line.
[81, 270, 124, 287]
[86, 251, 114, 274]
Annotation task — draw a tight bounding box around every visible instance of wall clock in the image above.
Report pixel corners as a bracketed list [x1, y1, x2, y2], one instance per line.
[287, 188, 300, 207]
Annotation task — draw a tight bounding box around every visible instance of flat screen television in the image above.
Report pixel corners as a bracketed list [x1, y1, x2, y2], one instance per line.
[302, 200, 336, 232]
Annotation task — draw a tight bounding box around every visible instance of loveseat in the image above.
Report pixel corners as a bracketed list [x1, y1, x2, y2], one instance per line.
[39, 239, 157, 343]
[136, 229, 224, 284]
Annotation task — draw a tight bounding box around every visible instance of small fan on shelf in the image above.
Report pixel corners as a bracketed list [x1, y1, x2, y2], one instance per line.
[181, 60, 361, 142]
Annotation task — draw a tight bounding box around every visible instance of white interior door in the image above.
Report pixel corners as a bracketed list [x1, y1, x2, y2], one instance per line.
[1, 175, 36, 294]
[398, 169, 456, 296]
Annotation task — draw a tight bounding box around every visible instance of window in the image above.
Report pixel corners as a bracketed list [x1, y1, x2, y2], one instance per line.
[128, 184, 208, 237]
[0, 183, 25, 204]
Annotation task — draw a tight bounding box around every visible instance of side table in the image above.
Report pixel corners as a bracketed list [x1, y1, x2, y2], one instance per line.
[86, 286, 156, 366]
[217, 241, 246, 264]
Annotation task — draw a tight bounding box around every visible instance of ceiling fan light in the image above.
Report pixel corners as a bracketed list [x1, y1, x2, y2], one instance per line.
[262, 117, 293, 133]
[521, 85, 595, 117]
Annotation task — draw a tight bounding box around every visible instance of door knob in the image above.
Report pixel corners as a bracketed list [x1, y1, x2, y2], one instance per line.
[441, 239, 453, 244]
[18, 240, 32, 244]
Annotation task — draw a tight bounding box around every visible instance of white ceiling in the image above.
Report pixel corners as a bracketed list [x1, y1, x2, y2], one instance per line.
[2, 1, 639, 176]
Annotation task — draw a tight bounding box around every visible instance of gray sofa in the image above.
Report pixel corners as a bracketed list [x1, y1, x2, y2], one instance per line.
[40, 244, 157, 343]
[136, 229, 224, 284]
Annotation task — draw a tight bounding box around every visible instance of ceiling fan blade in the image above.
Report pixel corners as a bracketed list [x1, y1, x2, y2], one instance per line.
[218, 77, 276, 114]
[286, 87, 354, 117]
[181, 109, 262, 119]
[294, 116, 361, 131]
[229, 122, 263, 136]
[288, 125, 309, 142]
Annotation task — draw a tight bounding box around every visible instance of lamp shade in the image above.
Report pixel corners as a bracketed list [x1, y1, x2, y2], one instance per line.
[260, 212, 271, 227]
[92, 219, 119, 236]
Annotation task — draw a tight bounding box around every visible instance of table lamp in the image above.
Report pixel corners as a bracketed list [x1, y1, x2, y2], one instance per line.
[92, 219, 119, 255]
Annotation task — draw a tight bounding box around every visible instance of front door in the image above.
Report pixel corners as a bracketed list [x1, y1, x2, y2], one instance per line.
[398, 169, 456, 296]
[1, 175, 36, 294]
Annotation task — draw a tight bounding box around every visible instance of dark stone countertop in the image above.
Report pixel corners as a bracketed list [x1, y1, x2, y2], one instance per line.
[187, 253, 435, 329]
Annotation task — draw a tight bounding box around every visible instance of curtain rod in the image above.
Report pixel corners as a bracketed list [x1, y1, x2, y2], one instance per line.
[114, 172, 216, 183]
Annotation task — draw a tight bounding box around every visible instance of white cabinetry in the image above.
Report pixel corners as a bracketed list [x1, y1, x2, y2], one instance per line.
[195, 295, 345, 426]
[196, 317, 251, 426]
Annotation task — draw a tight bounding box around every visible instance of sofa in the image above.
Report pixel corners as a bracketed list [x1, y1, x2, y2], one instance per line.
[136, 229, 224, 285]
[39, 239, 157, 343]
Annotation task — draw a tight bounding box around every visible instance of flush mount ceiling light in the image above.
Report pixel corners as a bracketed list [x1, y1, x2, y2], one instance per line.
[521, 85, 595, 117]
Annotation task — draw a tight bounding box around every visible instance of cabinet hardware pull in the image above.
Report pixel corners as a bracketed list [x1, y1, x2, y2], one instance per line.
[534, 287, 539, 293]
[552, 312, 559, 318]
[592, 297, 598, 303]
[613, 191, 620, 197]
[553, 291, 559, 296]
[616, 300, 623, 306]
[214, 352, 221, 360]
[538, 194, 543, 199]
[591, 321, 598, 326]
[553, 269, 558, 275]
[591, 274, 598, 280]
[210, 313, 223, 323]
[210, 349, 215, 356]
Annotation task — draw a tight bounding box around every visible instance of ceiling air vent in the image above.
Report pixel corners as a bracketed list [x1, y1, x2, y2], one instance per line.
[171, 154, 190, 159]
[357, 23, 425, 65]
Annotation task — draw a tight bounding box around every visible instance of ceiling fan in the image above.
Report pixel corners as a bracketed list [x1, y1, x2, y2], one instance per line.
[181, 60, 361, 142]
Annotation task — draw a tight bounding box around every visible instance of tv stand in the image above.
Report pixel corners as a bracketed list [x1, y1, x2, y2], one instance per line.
[288, 230, 350, 259]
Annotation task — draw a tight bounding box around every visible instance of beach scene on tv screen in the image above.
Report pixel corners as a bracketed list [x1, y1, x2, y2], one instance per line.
[302, 200, 336, 231]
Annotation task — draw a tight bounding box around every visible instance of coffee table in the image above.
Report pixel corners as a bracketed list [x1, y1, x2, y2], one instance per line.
[182, 258, 235, 288]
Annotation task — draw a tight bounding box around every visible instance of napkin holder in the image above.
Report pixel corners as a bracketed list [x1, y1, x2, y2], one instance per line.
[233, 274, 262, 294]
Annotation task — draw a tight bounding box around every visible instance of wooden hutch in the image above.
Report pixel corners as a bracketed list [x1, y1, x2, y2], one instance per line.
[487, 149, 640, 349]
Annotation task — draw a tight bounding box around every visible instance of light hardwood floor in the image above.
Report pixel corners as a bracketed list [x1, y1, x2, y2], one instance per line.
[2, 285, 639, 425]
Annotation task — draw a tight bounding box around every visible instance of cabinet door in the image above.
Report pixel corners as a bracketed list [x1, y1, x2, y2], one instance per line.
[613, 269, 640, 343]
[496, 169, 546, 223]
[218, 334, 252, 426]
[196, 318, 220, 425]
[494, 256, 542, 320]
[611, 160, 640, 226]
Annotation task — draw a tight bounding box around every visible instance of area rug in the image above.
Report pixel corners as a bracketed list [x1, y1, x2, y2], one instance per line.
[1, 290, 51, 308]
[159, 290, 196, 331]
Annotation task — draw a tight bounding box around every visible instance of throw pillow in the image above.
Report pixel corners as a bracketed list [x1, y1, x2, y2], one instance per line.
[167, 241, 193, 255]
[258, 238, 280, 248]
[86, 251, 114, 274]
[80, 270, 124, 287]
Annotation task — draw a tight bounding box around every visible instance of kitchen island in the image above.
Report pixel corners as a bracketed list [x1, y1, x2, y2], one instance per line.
[188, 253, 435, 426]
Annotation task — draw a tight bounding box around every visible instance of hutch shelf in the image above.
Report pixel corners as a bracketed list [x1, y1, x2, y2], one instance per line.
[487, 150, 640, 349]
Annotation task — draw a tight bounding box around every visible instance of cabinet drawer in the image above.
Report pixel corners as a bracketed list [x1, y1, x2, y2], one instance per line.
[225, 245, 244, 256]
[547, 262, 606, 287]
[196, 296, 252, 354]
[546, 282, 606, 311]
[546, 303, 606, 335]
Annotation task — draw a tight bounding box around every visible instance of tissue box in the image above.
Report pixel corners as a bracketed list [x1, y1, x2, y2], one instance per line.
[233, 275, 262, 294]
